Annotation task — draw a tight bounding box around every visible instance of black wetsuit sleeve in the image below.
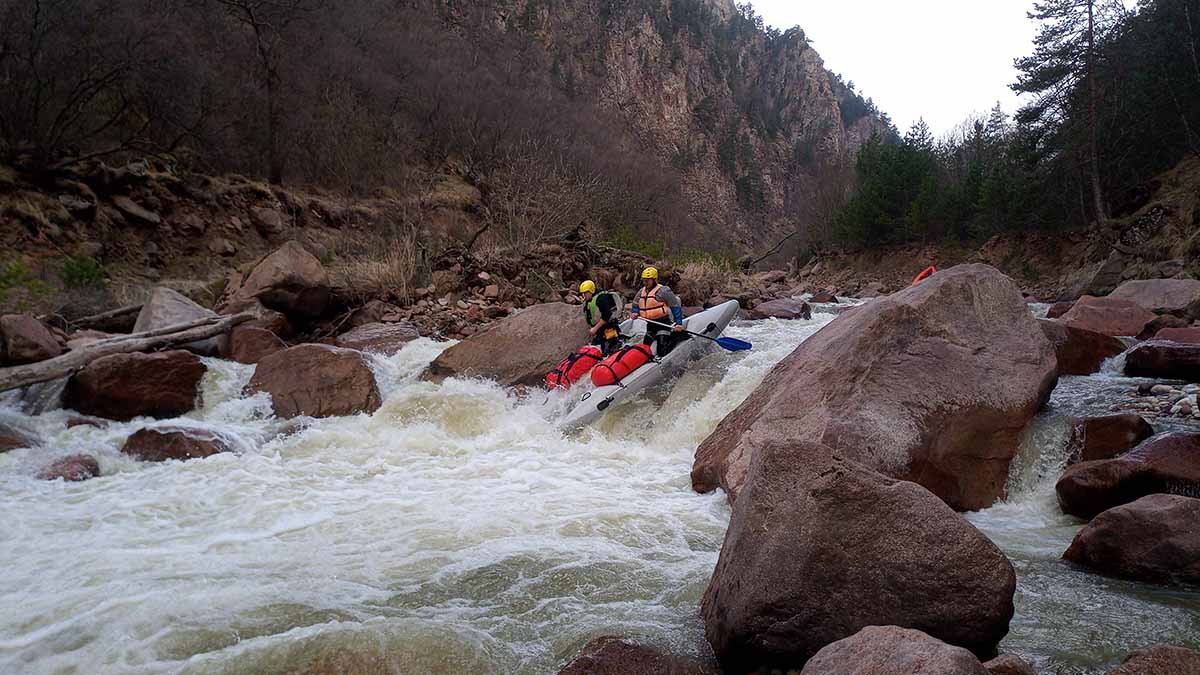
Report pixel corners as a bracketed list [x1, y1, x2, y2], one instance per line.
[596, 293, 616, 323]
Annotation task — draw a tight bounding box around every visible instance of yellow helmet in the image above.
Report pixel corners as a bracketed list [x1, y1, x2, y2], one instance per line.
[579, 280, 596, 294]
[641, 266, 658, 280]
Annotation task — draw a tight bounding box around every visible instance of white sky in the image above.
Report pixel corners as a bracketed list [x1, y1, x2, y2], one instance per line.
[751, 0, 1044, 135]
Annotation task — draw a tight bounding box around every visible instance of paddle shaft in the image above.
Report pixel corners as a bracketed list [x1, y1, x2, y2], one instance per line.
[641, 318, 719, 343]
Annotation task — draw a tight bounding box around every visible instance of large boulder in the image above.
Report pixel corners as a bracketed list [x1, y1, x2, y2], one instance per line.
[423, 303, 590, 387]
[1, 314, 62, 365]
[1056, 432, 1200, 519]
[218, 241, 330, 320]
[799, 626, 988, 675]
[221, 325, 287, 365]
[1068, 414, 1156, 464]
[1063, 494, 1200, 586]
[247, 344, 381, 418]
[334, 322, 420, 356]
[1139, 314, 1190, 340]
[557, 637, 717, 675]
[983, 655, 1037, 675]
[1038, 320, 1127, 376]
[701, 442, 1015, 670]
[37, 454, 101, 481]
[693, 264, 1057, 510]
[1109, 278, 1200, 317]
[63, 350, 207, 421]
[1156, 327, 1200, 344]
[1047, 301, 1074, 319]
[133, 287, 221, 355]
[0, 422, 39, 453]
[1060, 296, 1155, 337]
[1105, 645, 1200, 674]
[747, 298, 811, 320]
[1124, 341, 1200, 382]
[121, 427, 231, 462]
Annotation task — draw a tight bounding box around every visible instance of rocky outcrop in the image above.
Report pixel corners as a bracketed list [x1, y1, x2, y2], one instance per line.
[37, 454, 101, 481]
[983, 655, 1037, 675]
[693, 264, 1057, 510]
[1056, 432, 1200, 519]
[0, 422, 39, 453]
[1063, 494, 1200, 586]
[218, 241, 330, 320]
[423, 302, 590, 387]
[63, 350, 207, 421]
[1068, 414, 1156, 464]
[133, 287, 222, 355]
[1105, 645, 1200, 674]
[799, 627, 988, 675]
[1038, 320, 1127, 376]
[1109, 278, 1200, 317]
[1060, 296, 1156, 337]
[1139, 314, 1190, 339]
[221, 325, 287, 365]
[1, 314, 62, 365]
[1124, 341, 1200, 381]
[334, 322, 420, 356]
[121, 427, 231, 462]
[247, 344, 381, 418]
[747, 298, 811, 320]
[557, 637, 717, 675]
[701, 442, 1015, 670]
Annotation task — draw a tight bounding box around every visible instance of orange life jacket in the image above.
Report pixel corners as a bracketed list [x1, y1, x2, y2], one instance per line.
[637, 284, 670, 321]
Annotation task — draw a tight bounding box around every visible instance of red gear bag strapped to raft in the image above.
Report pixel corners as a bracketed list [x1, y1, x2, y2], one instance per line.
[545, 346, 604, 390]
[590, 344, 653, 387]
[912, 266, 936, 285]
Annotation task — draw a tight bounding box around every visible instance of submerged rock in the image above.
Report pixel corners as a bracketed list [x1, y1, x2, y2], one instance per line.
[0, 422, 40, 453]
[747, 298, 811, 320]
[693, 264, 1057, 511]
[1124, 341, 1200, 382]
[335, 322, 420, 356]
[1060, 296, 1155, 337]
[1104, 644, 1200, 674]
[37, 454, 100, 481]
[1056, 432, 1200, 519]
[63, 350, 206, 421]
[1038, 319, 1126, 376]
[1, 314, 63, 365]
[701, 442, 1015, 670]
[799, 626, 988, 675]
[121, 427, 231, 462]
[557, 636, 716, 675]
[1068, 414, 1155, 464]
[1064, 494, 1200, 586]
[247, 344, 381, 418]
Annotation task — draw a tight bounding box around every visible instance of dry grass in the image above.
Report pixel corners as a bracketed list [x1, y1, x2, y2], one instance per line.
[677, 259, 738, 306]
[330, 235, 420, 306]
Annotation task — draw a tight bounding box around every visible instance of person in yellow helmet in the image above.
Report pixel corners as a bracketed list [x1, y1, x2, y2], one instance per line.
[579, 280, 624, 355]
[630, 266, 686, 356]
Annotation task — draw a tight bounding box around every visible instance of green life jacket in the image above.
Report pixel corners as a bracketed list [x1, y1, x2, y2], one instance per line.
[584, 291, 622, 327]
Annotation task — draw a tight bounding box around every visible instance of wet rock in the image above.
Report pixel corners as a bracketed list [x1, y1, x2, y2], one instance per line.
[1060, 296, 1156, 337]
[1104, 644, 1200, 674]
[693, 264, 1057, 511]
[1047, 301, 1074, 319]
[334, 322, 419, 356]
[65, 415, 107, 429]
[247, 344, 381, 418]
[37, 454, 100, 481]
[703, 442, 1014, 670]
[1110, 278, 1200, 318]
[0, 422, 39, 453]
[1068, 414, 1156, 464]
[1139, 314, 1190, 340]
[557, 636, 717, 675]
[133, 287, 221, 356]
[64, 350, 206, 421]
[983, 655, 1037, 675]
[1038, 319, 1127, 376]
[218, 241, 330, 321]
[1124, 341, 1200, 382]
[1, 314, 63, 364]
[121, 427, 231, 462]
[423, 302, 590, 387]
[1056, 432, 1200, 519]
[1156, 327, 1200, 344]
[221, 325, 286, 365]
[810, 290, 839, 303]
[111, 195, 160, 225]
[799, 626, 988, 675]
[1064, 494, 1200, 586]
[747, 298, 812, 320]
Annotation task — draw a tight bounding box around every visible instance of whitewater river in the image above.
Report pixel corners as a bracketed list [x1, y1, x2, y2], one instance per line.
[1, 307, 1198, 674]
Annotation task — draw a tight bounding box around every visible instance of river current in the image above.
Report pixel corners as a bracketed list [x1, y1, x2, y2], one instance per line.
[1, 306, 1197, 673]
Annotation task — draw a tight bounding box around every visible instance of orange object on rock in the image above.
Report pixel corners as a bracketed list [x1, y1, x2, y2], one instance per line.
[912, 266, 936, 285]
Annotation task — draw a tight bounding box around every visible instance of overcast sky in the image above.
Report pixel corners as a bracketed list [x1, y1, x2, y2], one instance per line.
[751, 0, 1044, 136]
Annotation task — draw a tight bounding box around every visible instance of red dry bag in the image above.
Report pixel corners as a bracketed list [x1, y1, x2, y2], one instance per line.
[590, 344, 653, 387]
[545, 345, 604, 390]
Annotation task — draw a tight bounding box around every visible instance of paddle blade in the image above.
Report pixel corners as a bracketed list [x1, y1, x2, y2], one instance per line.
[715, 336, 752, 351]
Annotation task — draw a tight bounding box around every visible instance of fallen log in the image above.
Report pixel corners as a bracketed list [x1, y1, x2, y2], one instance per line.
[0, 313, 253, 393]
[39, 303, 144, 333]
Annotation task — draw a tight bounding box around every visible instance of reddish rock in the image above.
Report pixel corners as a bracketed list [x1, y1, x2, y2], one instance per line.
[1068, 414, 1156, 464]
[334, 322, 420, 356]
[1064, 494, 1200, 586]
[810, 290, 839, 303]
[1039, 319, 1127, 376]
[218, 241, 330, 320]
[121, 427, 231, 462]
[37, 454, 100, 481]
[1, 314, 63, 364]
[1110, 278, 1200, 316]
[133, 287, 221, 356]
[693, 264, 1057, 511]
[748, 298, 812, 320]
[0, 422, 39, 453]
[1060, 295, 1155, 337]
[63, 350, 207, 421]
[983, 655, 1037, 675]
[65, 416, 108, 429]
[1156, 327, 1200, 344]
[557, 637, 716, 675]
[222, 325, 286, 365]
[248, 344, 381, 418]
[799, 626, 988, 675]
[1047, 301, 1074, 319]
[1104, 645, 1200, 674]
[1056, 432, 1200, 519]
[1139, 314, 1190, 340]
[1124, 341, 1200, 381]
[702, 442, 1015, 670]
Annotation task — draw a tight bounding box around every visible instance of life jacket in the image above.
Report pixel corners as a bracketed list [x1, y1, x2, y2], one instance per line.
[584, 291, 624, 327]
[545, 346, 604, 390]
[912, 266, 936, 286]
[637, 284, 670, 321]
[590, 344, 653, 387]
